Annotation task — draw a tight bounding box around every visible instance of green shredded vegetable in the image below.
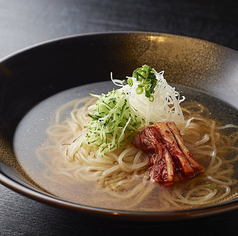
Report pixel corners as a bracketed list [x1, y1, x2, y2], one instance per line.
[82, 89, 142, 155]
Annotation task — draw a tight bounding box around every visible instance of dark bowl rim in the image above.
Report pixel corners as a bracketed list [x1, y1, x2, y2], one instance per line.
[2, 172, 238, 221]
[0, 30, 236, 63]
[1, 31, 238, 221]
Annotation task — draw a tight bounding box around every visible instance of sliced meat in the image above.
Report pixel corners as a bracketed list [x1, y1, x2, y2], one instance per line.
[131, 122, 203, 185]
[131, 127, 174, 183]
[166, 122, 203, 172]
[155, 122, 195, 178]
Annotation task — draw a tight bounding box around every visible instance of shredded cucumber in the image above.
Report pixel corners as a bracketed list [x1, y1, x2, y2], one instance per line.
[83, 89, 143, 155]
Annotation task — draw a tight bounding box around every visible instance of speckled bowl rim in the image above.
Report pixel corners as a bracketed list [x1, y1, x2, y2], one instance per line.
[0, 31, 238, 221]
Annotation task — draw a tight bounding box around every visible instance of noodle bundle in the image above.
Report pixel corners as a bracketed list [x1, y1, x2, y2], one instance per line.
[35, 65, 238, 211]
[36, 97, 238, 210]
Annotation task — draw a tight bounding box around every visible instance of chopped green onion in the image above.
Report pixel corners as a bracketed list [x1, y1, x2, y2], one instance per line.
[209, 183, 217, 190]
[149, 95, 154, 102]
[127, 78, 133, 87]
[150, 80, 157, 93]
[136, 87, 143, 94]
[131, 65, 157, 102]
[144, 85, 150, 98]
[143, 79, 151, 84]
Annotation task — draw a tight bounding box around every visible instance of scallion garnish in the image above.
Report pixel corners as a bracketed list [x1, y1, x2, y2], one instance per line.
[149, 95, 154, 102]
[209, 183, 217, 190]
[136, 87, 143, 94]
[131, 65, 157, 101]
[127, 78, 133, 87]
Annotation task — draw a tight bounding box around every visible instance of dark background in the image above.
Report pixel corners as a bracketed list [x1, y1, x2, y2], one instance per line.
[0, 0, 238, 235]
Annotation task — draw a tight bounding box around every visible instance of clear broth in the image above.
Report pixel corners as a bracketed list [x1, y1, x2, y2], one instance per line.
[13, 82, 238, 211]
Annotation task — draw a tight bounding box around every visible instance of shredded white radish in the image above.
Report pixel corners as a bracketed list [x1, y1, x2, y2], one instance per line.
[112, 70, 185, 126]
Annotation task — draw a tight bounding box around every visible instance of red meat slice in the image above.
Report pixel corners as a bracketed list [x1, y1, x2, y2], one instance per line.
[131, 122, 203, 185]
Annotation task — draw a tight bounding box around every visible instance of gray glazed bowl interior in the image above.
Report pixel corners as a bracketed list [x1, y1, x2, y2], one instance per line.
[0, 32, 238, 221]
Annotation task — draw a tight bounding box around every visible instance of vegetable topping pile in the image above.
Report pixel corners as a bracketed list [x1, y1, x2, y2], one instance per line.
[82, 65, 185, 155]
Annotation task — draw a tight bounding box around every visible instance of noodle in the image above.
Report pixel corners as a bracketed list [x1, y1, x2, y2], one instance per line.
[36, 97, 238, 211]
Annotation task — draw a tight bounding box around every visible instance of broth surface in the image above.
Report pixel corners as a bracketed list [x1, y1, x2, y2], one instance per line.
[13, 82, 238, 211]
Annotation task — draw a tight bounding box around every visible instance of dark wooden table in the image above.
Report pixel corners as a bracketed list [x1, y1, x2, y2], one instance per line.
[0, 1, 238, 235]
